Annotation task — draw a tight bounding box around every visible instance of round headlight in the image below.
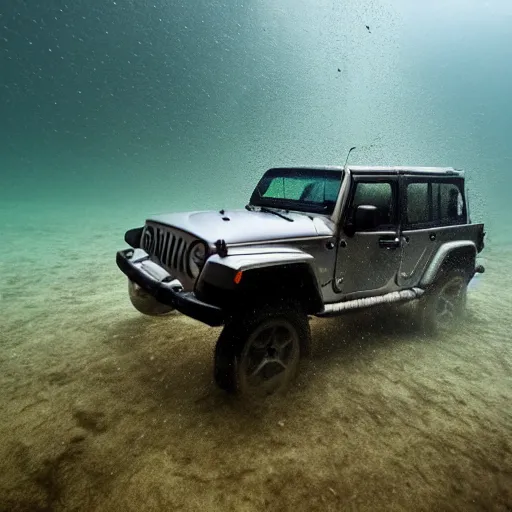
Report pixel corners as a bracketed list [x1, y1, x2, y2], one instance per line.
[187, 241, 207, 278]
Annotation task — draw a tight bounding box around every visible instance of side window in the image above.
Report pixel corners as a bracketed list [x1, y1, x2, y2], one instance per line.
[433, 182, 465, 223]
[406, 182, 429, 224]
[405, 179, 466, 227]
[351, 181, 395, 228]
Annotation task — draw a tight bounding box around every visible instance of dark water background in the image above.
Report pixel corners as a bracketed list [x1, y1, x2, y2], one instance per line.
[1, 0, 511, 248]
[1, 3, 512, 510]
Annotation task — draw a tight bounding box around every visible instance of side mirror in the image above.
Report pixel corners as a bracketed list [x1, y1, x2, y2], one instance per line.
[344, 205, 379, 236]
[354, 205, 379, 231]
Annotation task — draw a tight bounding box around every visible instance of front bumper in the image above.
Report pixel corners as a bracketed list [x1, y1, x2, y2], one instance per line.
[116, 248, 224, 327]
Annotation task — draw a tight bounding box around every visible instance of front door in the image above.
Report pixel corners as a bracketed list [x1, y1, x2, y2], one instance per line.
[335, 176, 402, 296]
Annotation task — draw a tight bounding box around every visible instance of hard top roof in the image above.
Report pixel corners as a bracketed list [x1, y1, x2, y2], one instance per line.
[268, 165, 463, 176]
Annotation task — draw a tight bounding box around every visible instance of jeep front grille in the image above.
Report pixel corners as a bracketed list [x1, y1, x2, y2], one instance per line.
[141, 222, 199, 288]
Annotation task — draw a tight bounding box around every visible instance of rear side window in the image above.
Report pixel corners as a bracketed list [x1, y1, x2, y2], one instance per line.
[433, 182, 465, 222]
[405, 179, 466, 227]
[406, 183, 429, 224]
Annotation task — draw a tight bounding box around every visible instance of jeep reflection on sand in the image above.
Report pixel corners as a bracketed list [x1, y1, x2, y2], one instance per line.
[116, 165, 486, 396]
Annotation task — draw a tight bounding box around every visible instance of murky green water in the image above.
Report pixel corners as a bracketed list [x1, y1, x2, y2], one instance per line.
[1, 1, 511, 510]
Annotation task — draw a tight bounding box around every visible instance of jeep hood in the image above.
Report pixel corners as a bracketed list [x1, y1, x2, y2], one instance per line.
[146, 209, 334, 245]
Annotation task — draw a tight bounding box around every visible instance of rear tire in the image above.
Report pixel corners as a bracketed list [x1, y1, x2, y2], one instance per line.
[214, 301, 311, 396]
[417, 268, 468, 335]
[128, 279, 175, 316]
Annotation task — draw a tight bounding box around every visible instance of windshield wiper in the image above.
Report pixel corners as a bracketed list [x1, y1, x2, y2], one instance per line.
[245, 204, 294, 222]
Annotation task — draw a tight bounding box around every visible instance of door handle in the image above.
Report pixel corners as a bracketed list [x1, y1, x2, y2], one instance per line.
[378, 237, 400, 249]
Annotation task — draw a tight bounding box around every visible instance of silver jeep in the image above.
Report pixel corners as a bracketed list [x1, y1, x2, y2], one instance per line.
[116, 165, 486, 396]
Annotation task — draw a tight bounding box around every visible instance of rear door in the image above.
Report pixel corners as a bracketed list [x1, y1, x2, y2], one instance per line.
[335, 175, 402, 296]
[398, 176, 467, 287]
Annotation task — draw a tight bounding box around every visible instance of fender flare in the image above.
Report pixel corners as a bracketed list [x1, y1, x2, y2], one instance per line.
[197, 251, 324, 313]
[420, 241, 477, 287]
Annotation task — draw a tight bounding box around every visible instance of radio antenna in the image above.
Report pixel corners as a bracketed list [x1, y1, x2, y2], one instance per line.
[344, 146, 356, 168]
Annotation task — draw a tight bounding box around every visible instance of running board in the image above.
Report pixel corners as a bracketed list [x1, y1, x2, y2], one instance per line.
[317, 287, 425, 316]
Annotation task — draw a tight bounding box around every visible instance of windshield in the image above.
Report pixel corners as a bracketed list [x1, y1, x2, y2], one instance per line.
[250, 168, 343, 214]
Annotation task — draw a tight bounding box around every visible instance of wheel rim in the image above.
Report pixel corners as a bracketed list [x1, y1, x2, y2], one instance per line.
[238, 319, 300, 396]
[435, 277, 465, 328]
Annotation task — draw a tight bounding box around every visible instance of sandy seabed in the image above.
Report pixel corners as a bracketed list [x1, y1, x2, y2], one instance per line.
[1, 204, 511, 512]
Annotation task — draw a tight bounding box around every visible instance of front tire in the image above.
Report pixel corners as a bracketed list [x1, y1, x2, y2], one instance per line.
[214, 301, 311, 396]
[128, 279, 175, 316]
[417, 268, 468, 334]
